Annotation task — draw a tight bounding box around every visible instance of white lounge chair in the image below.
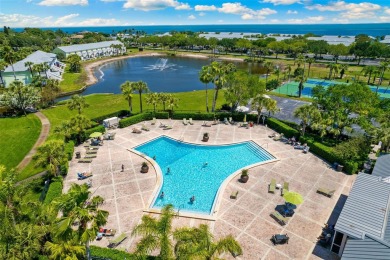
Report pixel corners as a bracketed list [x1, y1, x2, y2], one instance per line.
[183, 118, 188, 125]
[151, 118, 156, 125]
[188, 118, 194, 125]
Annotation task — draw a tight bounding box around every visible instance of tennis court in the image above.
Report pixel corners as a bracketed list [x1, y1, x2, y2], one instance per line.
[274, 78, 390, 99]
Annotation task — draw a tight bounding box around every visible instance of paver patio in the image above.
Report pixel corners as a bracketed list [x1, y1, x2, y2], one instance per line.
[64, 119, 355, 259]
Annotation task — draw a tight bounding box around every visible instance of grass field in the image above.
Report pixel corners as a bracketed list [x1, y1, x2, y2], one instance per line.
[0, 114, 41, 170]
[60, 68, 87, 93]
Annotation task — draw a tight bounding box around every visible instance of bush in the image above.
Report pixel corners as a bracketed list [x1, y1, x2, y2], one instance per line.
[154, 111, 170, 119]
[64, 140, 75, 160]
[60, 163, 69, 175]
[44, 177, 63, 204]
[91, 110, 129, 123]
[90, 246, 156, 260]
[119, 113, 153, 128]
[267, 117, 300, 138]
[84, 125, 106, 139]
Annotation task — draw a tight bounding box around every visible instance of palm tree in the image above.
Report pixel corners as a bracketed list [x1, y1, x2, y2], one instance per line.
[166, 94, 179, 115]
[120, 81, 134, 114]
[332, 64, 339, 80]
[0, 60, 7, 86]
[133, 81, 149, 112]
[362, 65, 377, 84]
[54, 183, 108, 259]
[274, 67, 281, 82]
[286, 64, 292, 82]
[378, 61, 389, 86]
[41, 79, 61, 106]
[66, 54, 81, 72]
[296, 74, 307, 98]
[199, 65, 213, 112]
[251, 95, 278, 125]
[339, 64, 349, 79]
[67, 94, 89, 115]
[210, 61, 236, 112]
[145, 92, 159, 113]
[132, 204, 175, 259]
[1, 45, 18, 80]
[44, 238, 85, 260]
[263, 61, 273, 86]
[293, 105, 321, 136]
[24, 61, 34, 77]
[306, 58, 315, 78]
[296, 54, 305, 68]
[69, 114, 92, 144]
[174, 224, 242, 259]
[327, 63, 337, 80]
[41, 63, 50, 78]
[33, 139, 66, 177]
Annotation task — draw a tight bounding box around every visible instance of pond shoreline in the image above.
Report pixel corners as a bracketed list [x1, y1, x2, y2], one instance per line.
[59, 51, 246, 98]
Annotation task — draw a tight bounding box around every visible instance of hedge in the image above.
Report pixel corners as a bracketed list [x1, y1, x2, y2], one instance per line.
[91, 110, 130, 123]
[267, 117, 300, 138]
[119, 113, 153, 128]
[44, 177, 63, 204]
[90, 246, 156, 260]
[64, 140, 75, 160]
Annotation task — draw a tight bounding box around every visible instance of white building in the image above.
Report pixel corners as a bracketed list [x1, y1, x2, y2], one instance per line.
[53, 40, 126, 61]
[2, 50, 65, 87]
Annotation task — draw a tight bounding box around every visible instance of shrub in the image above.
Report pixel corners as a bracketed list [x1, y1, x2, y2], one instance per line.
[154, 111, 169, 119]
[60, 163, 69, 175]
[90, 246, 156, 260]
[44, 177, 63, 204]
[64, 140, 75, 160]
[267, 117, 300, 138]
[91, 110, 129, 123]
[119, 113, 153, 128]
[84, 125, 105, 139]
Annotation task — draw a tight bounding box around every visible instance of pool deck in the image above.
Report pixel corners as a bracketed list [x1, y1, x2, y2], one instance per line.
[64, 119, 355, 259]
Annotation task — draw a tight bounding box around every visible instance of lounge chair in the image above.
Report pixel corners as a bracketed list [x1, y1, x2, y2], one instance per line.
[271, 211, 288, 226]
[159, 122, 168, 128]
[272, 234, 289, 245]
[141, 124, 150, 131]
[188, 118, 194, 125]
[108, 233, 127, 247]
[212, 119, 219, 125]
[229, 117, 235, 125]
[273, 133, 283, 141]
[269, 179, 276, 193]
[84, 155, 97, 159]
[303, 146, 310, 153]
[86, 146, 99, 150]
[98, 228, 117, 237]
[202, 121, 211, 127]
[163, 125, 172, 130]
[107, 132, 116, 140]
[78, 159, 92, 163]
[281, 182, 289, 196]
[132, 128, 142, 134]
[317, 188, 335, 198]
[183, 118, 188, 125]
[223, 118, 229, 125]
[77, 172, 93, 180]
[151, 118, 156, 125]
[86, 150, 97, 155]
[230, 191, 239, 199]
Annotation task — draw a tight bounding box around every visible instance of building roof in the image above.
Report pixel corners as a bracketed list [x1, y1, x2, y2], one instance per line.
[335, 173, 390, 240]
[4, 50, 56, 73]
[56, 40, 123, 53]
[341, 235, 390, 260]
[372, 154, 390, 178]
[380, 39, 390, 44]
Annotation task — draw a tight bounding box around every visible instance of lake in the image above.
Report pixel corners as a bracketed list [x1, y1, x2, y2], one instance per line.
[82, 56, 267, 95]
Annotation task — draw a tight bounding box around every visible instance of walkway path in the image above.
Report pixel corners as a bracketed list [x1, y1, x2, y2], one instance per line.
[17, 111, 51, 170]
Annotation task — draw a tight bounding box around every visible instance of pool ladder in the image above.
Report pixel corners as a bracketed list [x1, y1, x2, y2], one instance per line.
[177, 204, 185, 217]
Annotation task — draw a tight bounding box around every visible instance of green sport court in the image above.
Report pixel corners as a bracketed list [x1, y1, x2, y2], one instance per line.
[274, 79, 390, 99]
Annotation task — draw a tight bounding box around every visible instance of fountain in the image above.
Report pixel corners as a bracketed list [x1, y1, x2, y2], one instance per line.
[147, 58, 173, 71]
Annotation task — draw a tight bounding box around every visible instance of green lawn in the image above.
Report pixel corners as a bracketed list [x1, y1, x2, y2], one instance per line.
[60, 68, 87, 93]
[43, 90, 223, 132]
[0, 114, 41, 170]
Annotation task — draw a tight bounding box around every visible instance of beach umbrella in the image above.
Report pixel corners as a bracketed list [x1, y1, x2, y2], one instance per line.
[89, 132, 102, 138]
[243, 114, 247, 122]
[283, 191, 304, 205]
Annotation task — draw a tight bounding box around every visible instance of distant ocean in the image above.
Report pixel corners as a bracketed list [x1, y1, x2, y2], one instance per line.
[9, 24, 390, 37]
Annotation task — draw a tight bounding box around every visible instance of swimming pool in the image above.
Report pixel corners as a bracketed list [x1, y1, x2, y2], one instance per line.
[134, 136, 276, 215]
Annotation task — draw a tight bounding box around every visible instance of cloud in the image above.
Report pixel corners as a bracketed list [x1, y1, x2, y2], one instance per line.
[332, 18, 349, 24]
[123, 0, 190, 11]
[379, 16, 390, 22]
[262, 0, 301, 5]
[287, 10, 298, 14]
[188, 15, 196, 20]
[384, 8, 390, 15]
[217, 19, 224, 23]
[0, 13, 121, 27]
[287, 16, 325, 24]
[194, 5, 217, 11]
[199, 12, 206, 16]
[270, 19, 280, 23]
[217, 2, 277, 20]
[38, 0, 88, 6]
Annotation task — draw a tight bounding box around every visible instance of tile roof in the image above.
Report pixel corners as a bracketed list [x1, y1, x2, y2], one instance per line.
[341, 235, 390, 260]
[56, 40, 123, 53]
[372, 154, 390, 178]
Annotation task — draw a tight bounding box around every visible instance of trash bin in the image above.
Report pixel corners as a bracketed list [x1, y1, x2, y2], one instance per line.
[337, 164, 344, 172]
[76, 152, 81, 159]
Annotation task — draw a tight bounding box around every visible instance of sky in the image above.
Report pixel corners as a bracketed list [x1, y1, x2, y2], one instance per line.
[1, 0, 390, 27]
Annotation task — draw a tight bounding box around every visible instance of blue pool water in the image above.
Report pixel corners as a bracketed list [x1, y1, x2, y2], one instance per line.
[134, 136, 275, 214]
